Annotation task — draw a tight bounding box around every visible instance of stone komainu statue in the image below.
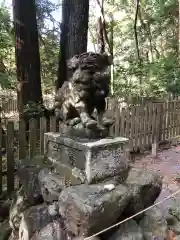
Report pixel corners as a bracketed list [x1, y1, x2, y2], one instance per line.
[54, 52, 114, 131]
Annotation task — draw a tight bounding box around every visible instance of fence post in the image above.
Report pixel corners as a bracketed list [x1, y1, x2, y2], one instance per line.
[7, 121, 14, 194]
[115, 104, 120, 137]
[29, 118, 37, 159]
[134, 106, 139, 152]
[130, 106, 135, 151]
[157, 103, 162, 143]
[19, 120, 26, 160]
[50, 116, 56, 132]
[109, 99, 116, 136]
[0, 123, 2, 195]
[40, 117, 47, 155]
[151, 104, 161, 157]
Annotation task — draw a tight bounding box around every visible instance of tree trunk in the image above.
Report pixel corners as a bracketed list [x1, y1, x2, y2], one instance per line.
[56, 0, 69, 90]
[56, 0, 89, 89]
[179, 0, 180, 56]
[109, 0, 114, 96]
[12, 0, 43, 116]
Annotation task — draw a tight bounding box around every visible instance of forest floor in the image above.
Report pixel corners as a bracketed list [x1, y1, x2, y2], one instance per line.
[131, 144, 180, 211]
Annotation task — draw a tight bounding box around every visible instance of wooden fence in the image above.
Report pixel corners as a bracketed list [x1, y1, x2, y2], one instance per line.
[109, 99, 180, 150]
[1, 100, 180, 194]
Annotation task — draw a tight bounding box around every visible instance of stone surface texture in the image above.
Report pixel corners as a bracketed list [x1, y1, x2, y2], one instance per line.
[58, 183, 129, 236]
[108, 219, 144, 240]
[17, 162, 43, 205]
[38, 168, 65, 202]
[9, 186, 30, 231]
[139, 206, 168, 240]
[18, 204, 61, 240]
[0, 219, 11, 240]
[44, 133, 129, 184]
[30, 220, 67, 240]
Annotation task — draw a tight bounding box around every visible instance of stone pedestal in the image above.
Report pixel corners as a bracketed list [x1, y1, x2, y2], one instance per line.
[44, 132, 130, 185]
[8, 132, 163, 239]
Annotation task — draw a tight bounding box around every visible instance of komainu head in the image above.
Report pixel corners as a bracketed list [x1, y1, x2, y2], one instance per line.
[67, 52, 112, 72]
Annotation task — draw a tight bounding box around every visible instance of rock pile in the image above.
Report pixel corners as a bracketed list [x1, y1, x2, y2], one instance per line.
[0, 134, 179, 240]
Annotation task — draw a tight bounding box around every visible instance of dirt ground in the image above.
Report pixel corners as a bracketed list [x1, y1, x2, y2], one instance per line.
[131, 144, 180, 212]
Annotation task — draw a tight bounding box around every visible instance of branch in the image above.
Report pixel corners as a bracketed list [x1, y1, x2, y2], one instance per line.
[96, 0, 112, 56]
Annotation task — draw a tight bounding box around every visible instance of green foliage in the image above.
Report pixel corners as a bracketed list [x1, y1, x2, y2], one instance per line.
[23, 101, 45, 117]
[40, 31, 59, 94]
[0, 2, 16, 89]
[36, 0, 60, 94]
[89, 0, 180, 101]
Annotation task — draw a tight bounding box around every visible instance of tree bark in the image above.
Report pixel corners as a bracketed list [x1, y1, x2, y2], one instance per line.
[109, 0, 114, 95]
[56, 0, 89, 89]
[179, 0, 180, 56]
[56, 0, 69, 90]
[12, 0, 42, 115]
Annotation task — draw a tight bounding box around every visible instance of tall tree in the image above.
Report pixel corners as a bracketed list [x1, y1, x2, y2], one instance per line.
[57, 0, 89, 89]
[12, 0, 42, 115]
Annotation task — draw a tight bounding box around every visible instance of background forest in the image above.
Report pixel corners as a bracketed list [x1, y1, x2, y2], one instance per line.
[0, 0, 180, 105]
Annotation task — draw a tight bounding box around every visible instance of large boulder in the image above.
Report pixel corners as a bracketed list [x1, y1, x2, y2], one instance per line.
[30, 221, 67, 240]
[58, 183, 130, 237]
[108, 219, 144, 240]
[0, 199, 12, 222]
[38, 168, 65, 202]
[17, 161, 44, 205]
[9, 186, 30, 231]
[168, 200, 180, 221]
[123, 168, 162, 220]
[166, 212, 180, 236]
[0, 220, 12, 240]
[139, 206, 168, 240]
[164, 197, 180, 238]
[19, 204, 61, 240]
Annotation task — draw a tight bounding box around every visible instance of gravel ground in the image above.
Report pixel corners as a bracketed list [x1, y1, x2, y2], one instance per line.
[131, 144, 180, 211]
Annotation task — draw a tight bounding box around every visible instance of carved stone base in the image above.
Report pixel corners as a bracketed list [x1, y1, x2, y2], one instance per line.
[44, 132, 130, 184]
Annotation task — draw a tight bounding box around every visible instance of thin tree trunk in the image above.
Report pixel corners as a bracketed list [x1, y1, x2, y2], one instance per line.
[134, 0, 141, 64]
[134, 0, 142, 86]
[97, 16, 105, 53]
[138, 8, 154, 62]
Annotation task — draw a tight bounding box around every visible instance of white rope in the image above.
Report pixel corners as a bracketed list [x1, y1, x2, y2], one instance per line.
[84, 188, 180, 240]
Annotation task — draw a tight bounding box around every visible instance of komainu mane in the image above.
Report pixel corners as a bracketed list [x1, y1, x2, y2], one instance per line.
[54, 52, 114, 132]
